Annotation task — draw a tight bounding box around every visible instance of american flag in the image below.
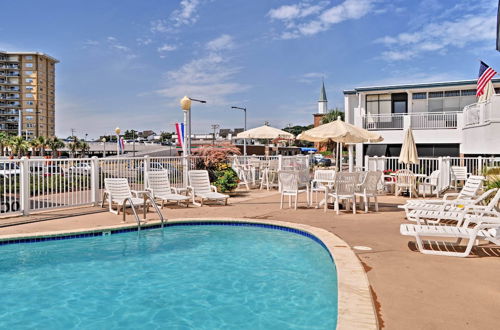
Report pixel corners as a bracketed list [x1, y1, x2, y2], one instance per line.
[477, 61, 497, 97]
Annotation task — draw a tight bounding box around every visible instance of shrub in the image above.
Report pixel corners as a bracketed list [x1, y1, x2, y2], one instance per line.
[213, 163, 239, 193]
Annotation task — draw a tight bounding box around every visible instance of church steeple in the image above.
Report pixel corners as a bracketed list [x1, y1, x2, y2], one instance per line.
[318, 80, 328, 114]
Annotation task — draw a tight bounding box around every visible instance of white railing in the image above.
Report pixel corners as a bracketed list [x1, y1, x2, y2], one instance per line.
[362, 112, 459, 130]
[0, 155, 309, 218]
[363, 113, 404, 130]
[463, 103, 482, 126]
[464, 95, 500, 127]
[410, 112, 459, 129]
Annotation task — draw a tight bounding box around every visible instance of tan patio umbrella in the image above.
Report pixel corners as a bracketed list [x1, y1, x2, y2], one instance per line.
[236, 125, 294, 139]
[297, 117, 383, 171]
[399, 128, 418, 165]
[478, 80, 495, 102]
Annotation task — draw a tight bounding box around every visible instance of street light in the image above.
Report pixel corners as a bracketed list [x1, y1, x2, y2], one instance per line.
[179, 96, 207, 155]
[115, 127, 121, 156]
[231, 106, 247, 155]
[211, 124, 220, 146]
[101, 137, 106, 158]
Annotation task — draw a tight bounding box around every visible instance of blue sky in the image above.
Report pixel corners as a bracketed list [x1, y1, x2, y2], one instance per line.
[1, 0, 498, 139]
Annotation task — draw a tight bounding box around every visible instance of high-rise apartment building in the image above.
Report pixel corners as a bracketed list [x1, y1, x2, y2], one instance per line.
[0, 51, 58, 138]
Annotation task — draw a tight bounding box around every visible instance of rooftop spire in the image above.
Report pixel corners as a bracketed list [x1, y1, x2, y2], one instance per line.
[319, 80, 327, 102]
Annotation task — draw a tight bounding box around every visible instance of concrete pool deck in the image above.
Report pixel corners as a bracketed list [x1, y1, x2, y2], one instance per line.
[1, 190, 499, 329]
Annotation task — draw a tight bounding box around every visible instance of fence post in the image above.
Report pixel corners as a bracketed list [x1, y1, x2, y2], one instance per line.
[182, 156, 189, 188]
[364, 155, 369, 171]
[477, 156, 483, 176]
[20, 157, 30, 216]
[437, 156, 444, 192]
[144, 155, 150, 190]
[90, 156, 100, 206]
[278, 154, 283, 170]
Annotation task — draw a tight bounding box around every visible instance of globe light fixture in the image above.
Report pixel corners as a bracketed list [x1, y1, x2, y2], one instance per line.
[180, 96, 191, 111]
[115, 127, 121, 135]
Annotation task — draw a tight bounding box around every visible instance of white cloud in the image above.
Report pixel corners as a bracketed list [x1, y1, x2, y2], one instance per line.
[378, 15, 497, 61]
[297, 72, 325, 84]
[83, 36, 137, 60]
[137, 37, 152, 46]
[268, 0, 375, 39]
[156, 35, 248, 106]
[172, 0, 200, 27]
[157, 44, 177, 52]
[206, 34, 234, 51]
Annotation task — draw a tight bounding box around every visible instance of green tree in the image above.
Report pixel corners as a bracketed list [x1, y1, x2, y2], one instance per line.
[283, 125, 314, 147]
[79, 141, 90, 158]
[47, 137, 65, 158]
[9, 136, 28, 158]
[0, 132, 9, 157]
[321, 108, 345, 124]
[160, 131, 173, 142]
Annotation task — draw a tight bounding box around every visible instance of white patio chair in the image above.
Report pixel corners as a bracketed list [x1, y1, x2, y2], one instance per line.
[278, 171, 309, 210]
[260, 160, 279, 191]
[400, 211, 500, 257]
[101, 178, 164, 227]
[146, 170, 190, 208]
[394, 169, 418, 198]
[231, 159, 250, 191]
[355, 171, 382, 213]
[310, 169, 335, 206]
[187, 170, 229, 206]
[450, 166, 469, 191]
[418, 170, 440, 198]
[325, 172, 358, 214]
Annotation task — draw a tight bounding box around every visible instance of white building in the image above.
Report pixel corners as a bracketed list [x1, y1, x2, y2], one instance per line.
[343, 79, 500, 167]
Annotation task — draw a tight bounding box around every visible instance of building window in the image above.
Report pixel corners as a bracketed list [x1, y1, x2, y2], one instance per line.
[428, 91, 444, 98]
[26, 116, 34, 121]
[366, 94, 391, 115]
[25, 108, 34, 112]
[26, 123, 35, 128]
[25, 86, 34, 90]
[26, 101, 34, 105]
[412, 93, 427, 99]
[25, 56, 33, 60]
[25, 78, 34, 83]
[25, 93, 33, 98]
[461, 89, 476, 96]
[24, 71, 33, 75]
[25, 63, 33, 68]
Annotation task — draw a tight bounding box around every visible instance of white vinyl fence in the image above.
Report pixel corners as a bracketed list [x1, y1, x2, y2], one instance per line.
[365, 156, 500, 192]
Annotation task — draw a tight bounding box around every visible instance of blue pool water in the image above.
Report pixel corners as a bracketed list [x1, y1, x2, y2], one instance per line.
[0, 225, 338, 329]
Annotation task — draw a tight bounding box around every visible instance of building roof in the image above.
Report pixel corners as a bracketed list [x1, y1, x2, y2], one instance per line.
[0, 51, 59, 63]
[342, 78, 500, 95]
[319, 81, 328, 102]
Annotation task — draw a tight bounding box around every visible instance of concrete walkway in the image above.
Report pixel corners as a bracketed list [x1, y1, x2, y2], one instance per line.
[1, 190, 499, 329]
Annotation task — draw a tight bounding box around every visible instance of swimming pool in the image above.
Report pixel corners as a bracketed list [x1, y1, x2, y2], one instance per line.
[0, 223, 338, 329]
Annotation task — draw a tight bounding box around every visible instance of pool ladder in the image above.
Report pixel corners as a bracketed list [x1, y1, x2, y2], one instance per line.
[121, 192, 165, 231]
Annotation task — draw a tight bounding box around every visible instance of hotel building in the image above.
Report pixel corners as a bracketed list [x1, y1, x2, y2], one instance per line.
[343, 79, 500, 167]
[0, 51, 58, 138]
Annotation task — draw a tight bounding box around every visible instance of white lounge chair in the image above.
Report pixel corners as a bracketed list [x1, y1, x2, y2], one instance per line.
[146, 170, 190, 208]
[325, 172, 358, 214]
[310, 169, 335, 207]
[406, 189, 500, 225]
[400, 211, 500, 257]
[278, 171, 309, 210]
[231, 157, 250, 190]
[102, 178, 164, 226]
[188, 170, 229, 206]
[418, 170, 440, 198]
[399, 175, 484, 213]
[355, 171, 382, 213]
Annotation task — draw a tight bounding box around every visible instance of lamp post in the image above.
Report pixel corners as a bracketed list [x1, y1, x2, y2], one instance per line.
[101, 137, 106, 158]
[115, 127, 121, 156]
[180, 96, 206, 155]
[211, 124, 220, 146]
[231, 106, 247, 155]
[18, 109, 22, 137]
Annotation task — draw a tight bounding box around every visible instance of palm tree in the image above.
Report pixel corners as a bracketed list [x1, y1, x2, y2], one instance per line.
[0, 132, 9, 157]
[28, 139, 39, 156]
[47, 137, 65, 158]
[79, 141, 90, 158]
[9, 136, 28, 158]
[33, 136, 47, 157]
[321, 108, 345, 124]
[67, 138, 81, 158]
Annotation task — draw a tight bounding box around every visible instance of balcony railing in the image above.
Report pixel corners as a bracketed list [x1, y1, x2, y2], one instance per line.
[463, 95, 500, 127]
[362, 112, 460, 130]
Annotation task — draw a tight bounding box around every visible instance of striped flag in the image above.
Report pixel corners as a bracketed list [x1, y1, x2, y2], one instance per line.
[118, 137, 125, 153]
[175, 123, 185, 148]
[477, 61, 497, 97]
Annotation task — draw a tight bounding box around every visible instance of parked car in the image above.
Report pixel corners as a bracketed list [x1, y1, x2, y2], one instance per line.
[138, 162, 181, 179]
[0, 163, 21, 178]
[317, 158, 332, 167]
[30, 164, 65, 177]
[67, 164, 92, 175]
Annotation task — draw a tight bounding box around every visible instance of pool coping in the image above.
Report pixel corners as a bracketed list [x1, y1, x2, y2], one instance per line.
[0, 218, 378, 330]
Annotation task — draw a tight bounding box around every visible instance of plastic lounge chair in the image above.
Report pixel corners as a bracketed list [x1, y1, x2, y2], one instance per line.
[355, 171, 382, 213]
[418, 170, 440, 198]
[407, 189, 500, 225]
[400, 211, 500, 257]
[146, 170, 190, 208]
[395, 169, 418, 198]
[399, 175, 485, 212]
[101, 178, 164, 227]
[279, 170, 309, 210]
[310, 169, 335, 207]
[325, 172, 358, 214]
[188, 170, 229, 206]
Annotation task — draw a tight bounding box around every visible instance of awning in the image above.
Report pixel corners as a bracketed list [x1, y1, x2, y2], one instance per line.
[300, 147, 317, 152]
